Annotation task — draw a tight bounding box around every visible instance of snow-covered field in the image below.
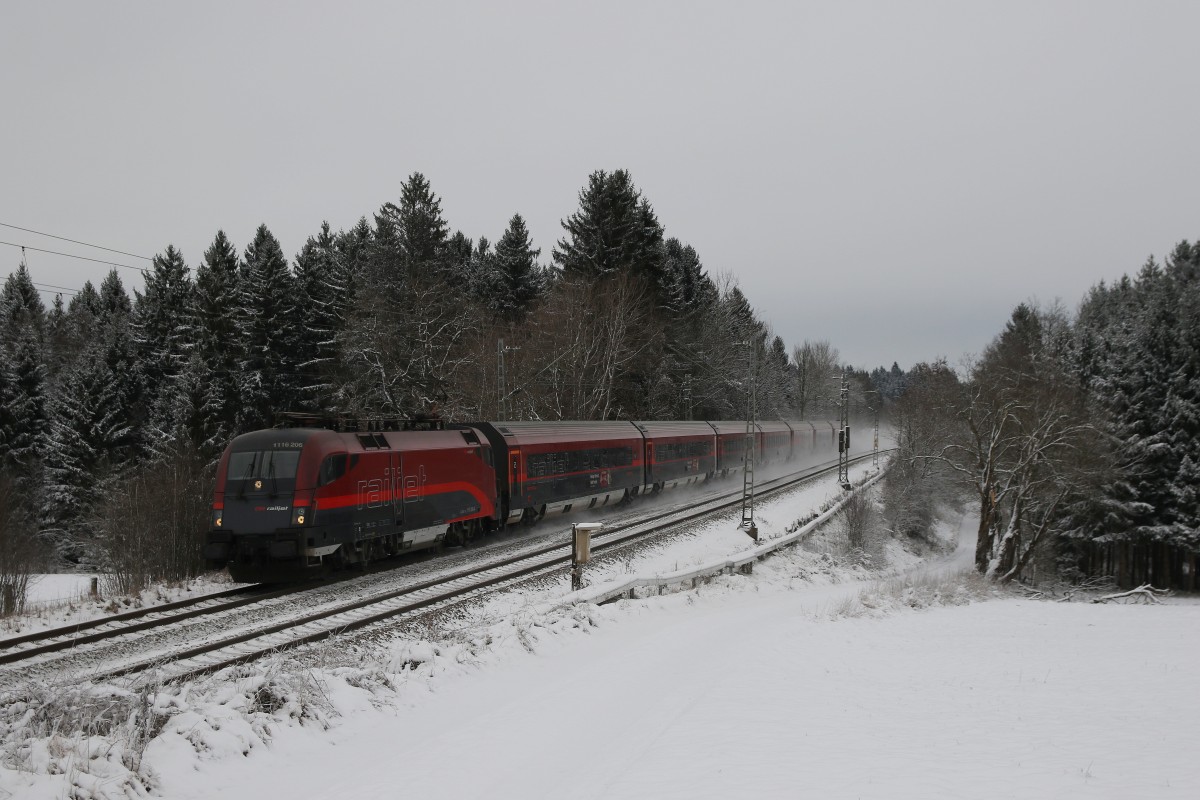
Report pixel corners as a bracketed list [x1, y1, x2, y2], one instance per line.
[3, 464, 1197, 799]
[22, 574, 96, 607]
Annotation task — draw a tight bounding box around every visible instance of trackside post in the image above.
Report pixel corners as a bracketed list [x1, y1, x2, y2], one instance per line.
[571, 522, 603, 591]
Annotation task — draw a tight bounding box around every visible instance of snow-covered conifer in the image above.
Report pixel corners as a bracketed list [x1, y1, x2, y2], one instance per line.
[40, 352, 130, 564]
[99, 268, 132, 321]
[238, 224, 299, 430]
[193, 231, 243, 445]
[294, 222, 350, 411]
[492, 213, 543, 322]
[4, 328, 47, 494]
[554, 170, 664, 289]
[133, 245, 195, 439]
[1, 263, 45, 344]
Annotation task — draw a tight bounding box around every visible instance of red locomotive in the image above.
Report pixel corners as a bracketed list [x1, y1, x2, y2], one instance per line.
[204, 416, 836, 582]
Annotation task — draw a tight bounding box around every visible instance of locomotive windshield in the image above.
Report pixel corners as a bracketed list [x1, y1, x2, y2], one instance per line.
[226, 450, 301, 481]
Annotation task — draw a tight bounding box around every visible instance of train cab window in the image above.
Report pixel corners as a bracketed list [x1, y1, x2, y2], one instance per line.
[227, 450, 301, 480]
[318, 453, 349, 486]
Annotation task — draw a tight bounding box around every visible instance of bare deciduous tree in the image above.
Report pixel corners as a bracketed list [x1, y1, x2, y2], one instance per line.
[794, 339, 840, 418]
[908, 304, 1109, 582]
[530, 272, 653, 419]
[95, 442, 210, 594]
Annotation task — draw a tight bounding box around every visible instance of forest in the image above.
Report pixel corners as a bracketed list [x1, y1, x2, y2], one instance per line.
[1, 169, 1197, 613]
[886, 243, 1200, 591]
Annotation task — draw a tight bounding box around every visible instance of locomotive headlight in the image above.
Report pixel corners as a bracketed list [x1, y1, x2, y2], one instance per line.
[291, 506, 309, 526]
[212, 509, 223, 528]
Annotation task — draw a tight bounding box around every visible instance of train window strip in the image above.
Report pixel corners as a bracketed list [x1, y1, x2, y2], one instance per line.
[525, 447, 634, 478]
[656, 441, 712, 461]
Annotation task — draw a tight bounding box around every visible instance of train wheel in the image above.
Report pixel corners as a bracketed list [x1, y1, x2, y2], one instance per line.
[330, 546, 348, 572]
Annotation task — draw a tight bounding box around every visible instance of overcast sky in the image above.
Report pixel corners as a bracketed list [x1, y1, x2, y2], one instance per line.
[3, 1, 1198, 370]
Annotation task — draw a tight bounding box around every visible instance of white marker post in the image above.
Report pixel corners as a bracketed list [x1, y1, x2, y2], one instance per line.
[571, 522, 604, 591]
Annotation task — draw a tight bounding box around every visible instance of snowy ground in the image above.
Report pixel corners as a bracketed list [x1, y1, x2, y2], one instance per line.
[23, 574, 96, 607]
[3, 463, 1197, 799]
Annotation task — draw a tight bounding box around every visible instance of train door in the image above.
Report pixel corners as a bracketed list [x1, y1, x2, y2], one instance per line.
[509, 450, 521, 496]
[389, 451, 402, 528]
[645, 441, 655, 484]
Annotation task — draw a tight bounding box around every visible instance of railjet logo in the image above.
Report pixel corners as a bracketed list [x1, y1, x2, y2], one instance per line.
[255, 505, 290, 512]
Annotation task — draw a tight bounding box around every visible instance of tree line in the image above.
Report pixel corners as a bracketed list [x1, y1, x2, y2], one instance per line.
[0, 169, 866, 605]
[888, 241, 1200, 590]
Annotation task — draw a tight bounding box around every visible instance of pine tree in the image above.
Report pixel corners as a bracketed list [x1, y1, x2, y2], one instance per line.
[335, 216, 372, 295]
[1, 263, 45, 344]
[40, 352, 130, 564]
[238, 224, 299, 429]
[99, 313, 141, 465]
[5, 328, 46, 494]
[293, 222, 350, 411]
[389, 171, 450, 270]
[492, 213, 543, 321]
[44, 294, 70, 377]
[444, 230, 475, 282]
[371, 172, 451, 297]
[194, 231, 242, 447]
[1069, 243, 1200, 569]
[64, 281, 103, 360]
[725, 286, 765, 344]
[0, 352, 18, 468]
[133, 245, 195, 438]
[99, 269, 132, 321]
[554, 170, 665, 289]
[160, 351, 209, 454]
[660, 238, 716, 315]
[457, 235, 492, 302]
[764, 335, 793, 416]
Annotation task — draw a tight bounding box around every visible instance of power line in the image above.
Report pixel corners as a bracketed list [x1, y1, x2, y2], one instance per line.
[0, 240, 146, 273]
[32, 280, 80, 296]
[0, 222, 152, 261]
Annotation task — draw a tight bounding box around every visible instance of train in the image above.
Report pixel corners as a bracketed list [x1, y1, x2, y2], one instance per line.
[203, 416, 839, 582]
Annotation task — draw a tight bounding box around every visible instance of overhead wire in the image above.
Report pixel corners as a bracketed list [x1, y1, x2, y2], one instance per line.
[32, 280, 79, 297]
[1, 240, 146, 273]
[0, 222, 152, 261]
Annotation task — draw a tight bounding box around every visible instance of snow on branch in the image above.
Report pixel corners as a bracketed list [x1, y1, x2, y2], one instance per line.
[1092, 583, 1170, 604]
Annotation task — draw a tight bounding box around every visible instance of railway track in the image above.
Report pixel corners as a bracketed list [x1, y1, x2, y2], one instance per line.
[0, 585, 277, 664]
[1, 452, 882, 686]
